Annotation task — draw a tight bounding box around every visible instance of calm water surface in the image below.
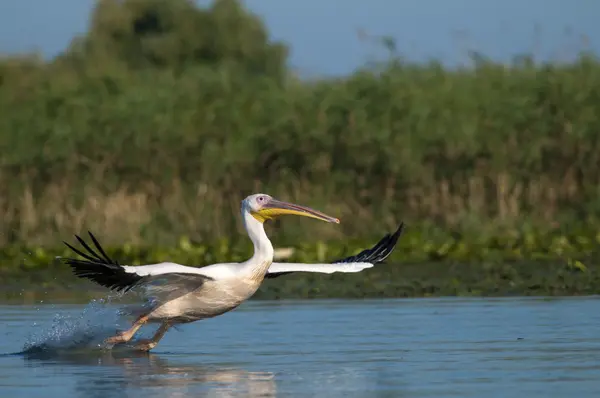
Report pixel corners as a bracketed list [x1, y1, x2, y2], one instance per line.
[0, 297, 599, 397]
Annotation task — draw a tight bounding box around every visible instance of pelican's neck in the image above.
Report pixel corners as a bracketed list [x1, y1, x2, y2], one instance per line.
[242, 208, 274, 278]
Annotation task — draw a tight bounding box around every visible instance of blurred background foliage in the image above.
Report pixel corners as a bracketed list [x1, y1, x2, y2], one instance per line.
[1, 0, 599, 257]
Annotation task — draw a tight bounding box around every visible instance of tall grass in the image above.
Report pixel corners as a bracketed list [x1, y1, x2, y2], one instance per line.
[1, 0, 599, 248]
[1, 56, 599, 247]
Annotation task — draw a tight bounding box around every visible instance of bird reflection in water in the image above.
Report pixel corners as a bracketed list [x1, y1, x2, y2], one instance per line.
[22, 349, 277, 397]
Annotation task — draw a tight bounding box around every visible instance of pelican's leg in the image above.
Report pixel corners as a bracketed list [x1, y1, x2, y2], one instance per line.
[134, 322, 172, 352]
[105, 314, 149, 345]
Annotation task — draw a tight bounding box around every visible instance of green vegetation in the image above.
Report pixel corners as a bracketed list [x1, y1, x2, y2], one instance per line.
[1, 0, 600, 299]
[2, 225, 599, 301]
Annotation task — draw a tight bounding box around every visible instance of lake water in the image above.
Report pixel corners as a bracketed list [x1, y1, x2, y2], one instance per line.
[0, 297, 599, 397]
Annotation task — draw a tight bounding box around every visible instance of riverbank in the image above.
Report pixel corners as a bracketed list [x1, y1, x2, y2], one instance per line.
[1, 4, 599, 248]
[1, 1, 600, 302]
[1, 225, 598, 302]
[1, 259, 597, 304]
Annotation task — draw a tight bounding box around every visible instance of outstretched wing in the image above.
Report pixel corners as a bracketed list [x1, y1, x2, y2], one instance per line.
[60, 232, 214, 299]
[265, 222, 405, 279]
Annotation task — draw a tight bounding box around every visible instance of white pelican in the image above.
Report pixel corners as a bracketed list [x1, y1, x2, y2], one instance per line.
[61, 193, 404, 351]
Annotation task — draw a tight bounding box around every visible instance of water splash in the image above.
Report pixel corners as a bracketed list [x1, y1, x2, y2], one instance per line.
[21, 298, 126, 354]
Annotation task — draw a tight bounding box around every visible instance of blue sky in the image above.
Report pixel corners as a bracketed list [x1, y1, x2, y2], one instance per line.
[0, 0, 598, 77]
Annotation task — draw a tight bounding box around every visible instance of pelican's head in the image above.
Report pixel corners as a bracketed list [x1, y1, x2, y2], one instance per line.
[243, 193, 340, 224]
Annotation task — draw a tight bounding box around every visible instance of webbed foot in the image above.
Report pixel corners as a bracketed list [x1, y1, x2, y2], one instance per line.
[133, 339, 157, 352]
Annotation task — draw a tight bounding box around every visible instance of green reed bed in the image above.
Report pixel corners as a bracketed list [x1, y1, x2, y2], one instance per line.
[2, 55, 600, 248]
[2, 225, 599, 300]
[1, 0, 600, 299]
[1, 1, 600, 248]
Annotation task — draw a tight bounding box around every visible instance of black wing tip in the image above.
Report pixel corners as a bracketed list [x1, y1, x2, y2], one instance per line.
[390, 221, 405, 245]
[61, 232, 139, 292]
[395, 221, 405, 235]
[266, 221, 406, 279]
[63, 257, 141, 293]
[63, 232, 117, 265]
[333, 220, 405, 265]
[373, 220, 405, 263]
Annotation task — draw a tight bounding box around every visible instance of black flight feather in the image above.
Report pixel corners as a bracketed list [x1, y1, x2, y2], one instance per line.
[61, 232, 143, 293]
[265, 221, 405, 279]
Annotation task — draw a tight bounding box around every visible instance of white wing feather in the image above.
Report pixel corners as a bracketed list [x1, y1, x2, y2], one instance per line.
[122, 262, 238, 279]
[122, 262, 201, 276]
[267, 262, 374, 275]
[265, 222, 405, 278]
[124, 260, 375, 278]
[63, 222, 404, 290]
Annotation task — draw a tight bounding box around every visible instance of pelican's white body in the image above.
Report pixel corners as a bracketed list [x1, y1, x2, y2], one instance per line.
[61, 193, 400, 351]
[122, 196, 371, 323]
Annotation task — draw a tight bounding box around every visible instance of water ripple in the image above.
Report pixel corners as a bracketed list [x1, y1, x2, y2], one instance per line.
[0, 297, 599, 397]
